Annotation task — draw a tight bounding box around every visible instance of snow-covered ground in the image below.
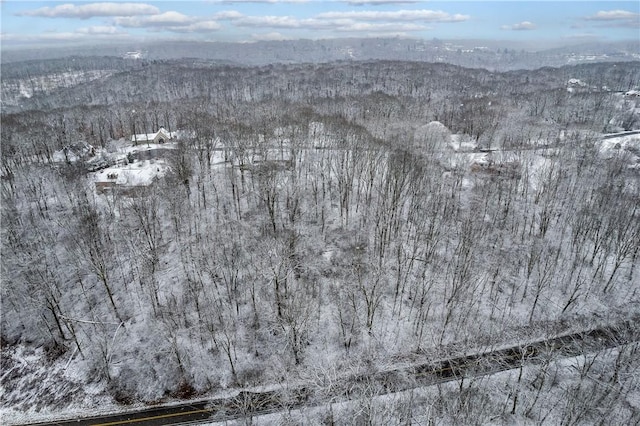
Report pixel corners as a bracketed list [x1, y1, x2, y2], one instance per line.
[449, 134, 477, 152]
[52, 138, 180, 193]
[5, 336, 635, 426]
[1, 70, 114, 105]
[1, 346, 119, 426]
[599, 133, 640, 167]
[4, 122, 639, 425]
[93, 160, 170, 188]
[201, 344, 640, 425]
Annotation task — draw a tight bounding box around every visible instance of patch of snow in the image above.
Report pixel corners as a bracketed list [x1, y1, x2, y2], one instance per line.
[131, 127, 172, 144]
[450, 134, 477, 152]
[599, 134, 640, 164]
[415, 121, 452, 150]
[2, 70, 114, 105]
[18, 82, 32, 99]
[93, 160, 169, 187]
[567, 78, 587, 87]
[123, 51, 142, 60]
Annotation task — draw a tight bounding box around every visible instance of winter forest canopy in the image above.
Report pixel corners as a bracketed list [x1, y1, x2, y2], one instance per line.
[2, 52, 640, 424]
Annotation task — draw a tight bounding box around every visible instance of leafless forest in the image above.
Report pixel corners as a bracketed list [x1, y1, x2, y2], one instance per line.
[2, 57, 640, 424]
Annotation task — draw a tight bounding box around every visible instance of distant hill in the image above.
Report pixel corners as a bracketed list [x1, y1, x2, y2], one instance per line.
[2, 38, 639, 71]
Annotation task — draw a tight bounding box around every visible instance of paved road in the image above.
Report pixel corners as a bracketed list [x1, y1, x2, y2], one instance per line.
[602, 130, 640, 139]
[23, 317, 638, 426]
[50, 402, 213, 426]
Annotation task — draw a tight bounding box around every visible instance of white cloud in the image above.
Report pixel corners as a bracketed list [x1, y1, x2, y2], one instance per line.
[233, 15, 307, 28]
[501, 21, 536, 31]
[75, 25, 123, 35]
[17, 2, 159, 19]
[212, 8, 446, 33]
[585, 10, 639, 21]
[113, 11, 223, 32]
[584, 10, 639, 28]
[333, 22, 427, 32]
[224, 12, 429, 33]
[214, 10, 245, 20]
[166, 21, 222, 33]
[115, 11, 196, 28]
[316, 10, 469, 23]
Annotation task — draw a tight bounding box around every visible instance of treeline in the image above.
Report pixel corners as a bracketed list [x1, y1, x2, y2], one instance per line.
[2, 60, 639, 166]
[4, 59, 639, 114]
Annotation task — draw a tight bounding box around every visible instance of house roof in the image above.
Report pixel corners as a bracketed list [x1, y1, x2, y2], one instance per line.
[131, 127, 171, 142]
[93, 160, 168, 187]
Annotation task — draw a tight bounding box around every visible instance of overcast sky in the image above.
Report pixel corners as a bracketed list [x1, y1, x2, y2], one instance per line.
[1, 1, 638, 47]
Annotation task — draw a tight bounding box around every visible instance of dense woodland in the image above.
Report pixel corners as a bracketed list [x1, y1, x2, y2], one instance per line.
[2, 57, 640, 424]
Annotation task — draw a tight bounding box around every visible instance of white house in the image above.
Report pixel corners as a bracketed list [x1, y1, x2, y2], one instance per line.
[131, 127, 172, 145]
[94, 161, 169, 195]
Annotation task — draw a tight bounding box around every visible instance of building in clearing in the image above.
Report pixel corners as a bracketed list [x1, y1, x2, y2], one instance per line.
[94, 161, 169, 195]
[131, 127, 171, 145]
